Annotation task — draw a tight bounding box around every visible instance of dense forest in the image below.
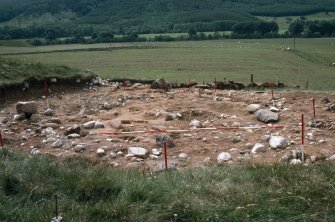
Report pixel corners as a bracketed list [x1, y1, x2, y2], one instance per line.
[0, 0, 334, 41]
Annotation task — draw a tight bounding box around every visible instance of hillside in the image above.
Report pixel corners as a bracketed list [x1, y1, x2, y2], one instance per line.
[0, 0, 334, 34]
[0, 57, 93, 87]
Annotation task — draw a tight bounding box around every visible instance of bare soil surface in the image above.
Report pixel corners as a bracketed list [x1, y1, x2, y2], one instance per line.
[1, 84, 335, 171]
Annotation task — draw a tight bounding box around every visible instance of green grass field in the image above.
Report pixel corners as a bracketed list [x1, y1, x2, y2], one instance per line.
[2, 38, 335, 90]
[1, 148, 334, 221]
[258, 12, 335, 32]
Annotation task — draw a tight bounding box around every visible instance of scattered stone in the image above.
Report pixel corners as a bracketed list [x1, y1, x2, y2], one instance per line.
[233, 135, 242, 143]
[97, 148, 106, 157]
[252, 143, 266, 153]
[94, 121, 105, 129]
[290, 159, 302, 165]
[108, 119, 123, 129]
[83, 121, 96, 129]
[30, 148, 40, 155]
[151, 78, 170, 90]
[178, 153, 188, 160]
[16, 101, 38, 118]
[270, 107, 279, 112]
[128, 147, 148, 158]
[255, 109, 279, 123]
[30, 114, 40, 122]
[74, 144, 86, 153]
[204, 157, 211, 166]
[327, 154, 335, 161]
[109, 152, 117, 159]
[247, 104, 262, 114]
[152, 148, 161, 156]
[64, 125, 81, 136]
[269, 136, 289, 149]
[14, 113, 25, 121]
[156, 135, 175, 148]
[103, 102, 112, 110]
[50, 118, 61, 124]
[217, 152, 232, 165]
[165, 113, 176, 121]
[51, 139, 63, 148]
[321, 96, 330, 104]
[190, 119, 202, 128]
[43, 108, 54, 116]
[67, 133, 81, 139]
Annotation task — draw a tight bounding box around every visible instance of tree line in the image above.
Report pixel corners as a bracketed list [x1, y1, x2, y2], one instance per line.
[1, 20, 335, 45]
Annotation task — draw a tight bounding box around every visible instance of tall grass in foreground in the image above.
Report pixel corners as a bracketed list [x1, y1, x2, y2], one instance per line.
[0, 148, 334, 221]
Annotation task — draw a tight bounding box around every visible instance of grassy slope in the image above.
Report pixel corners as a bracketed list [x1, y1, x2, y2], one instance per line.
[3, 38, 335, 90]
[258, 12, 335, 32]
[0, 148, 334, 221]
[0, 56, 92, 87]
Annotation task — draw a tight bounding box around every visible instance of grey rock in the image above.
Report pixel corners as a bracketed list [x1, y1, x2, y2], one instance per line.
[74, 144, 86, 153]
[44, 123, 59, 129]
[97, 148, 106, 157]
[50, 118, 61, 124]
[94, 121, 105, 129]
[270, 107, 279, 112]
[83, 121, 96, 129]
[151, 78, 170, 90]
[321, 96, 330, 104]
[30, 114, 40, 122]
[152, 148, 161, 156]
[128, 147, 148, 158]
[252, 143, 266, 153]
[327, 154, 335, 161]
[156, 135, 175, 148]
[51, 139, 63, 148]
[109, 152, 117, 159]
[64, 125, 81, 136]
[190, 119, 202, 128]
[255, 109, 279, 123]
[165, 113, 176, 121]
[247, 104, 262, 114]
[261, 134, 271, 141]
[233, 135, 242, 143]
[178, 153, 188, 160]
[43, 108, 54, 116]
[16, 101, 38, 116]
[108, 119, 123, 129]
[290, 159, 302, 165]
[103, 102, 112, 110]
[14, 113, 25, 121]
[30, 148, 40, 155]
[67, 133, 81, 139]
[269, 136, 289, 149]
[217, 152, 232, 165]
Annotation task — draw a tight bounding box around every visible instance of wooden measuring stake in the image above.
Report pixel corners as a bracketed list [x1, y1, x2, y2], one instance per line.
[164, 141, 168, 171]
[312, 98, 316, 124]
[213, 77, 217, 101]
[123, 77, 126, 91]
[44, 81, 49, 98]
[0, 130, 4, 147]
[301, 114, 305, 163]
[271, 85, 274, 100]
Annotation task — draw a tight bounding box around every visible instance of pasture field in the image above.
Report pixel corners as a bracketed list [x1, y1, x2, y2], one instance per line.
[2, 38, 335, 90]
[258, 12, 335, 31]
